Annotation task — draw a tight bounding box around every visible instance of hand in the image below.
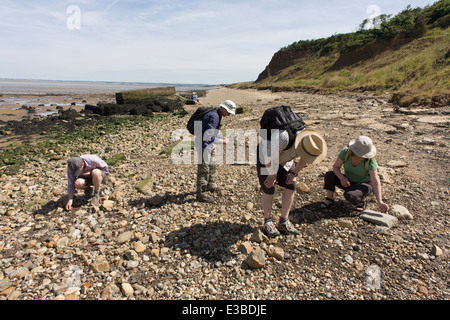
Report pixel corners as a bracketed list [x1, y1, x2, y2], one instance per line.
[221, 137, 229, 145]
[379, 201, 389, 213]
[264, 175, 277, 188]
[340, 176, 351, 187]
[65, 199, 73, 211]
[286, 172, 297, 185]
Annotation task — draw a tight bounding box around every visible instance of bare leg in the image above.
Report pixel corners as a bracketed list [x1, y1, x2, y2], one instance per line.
[91, 169, 103, 193]
[74, 178, 88, 190]
[262, 193, 274, 220]
[280, 188, 295, 219]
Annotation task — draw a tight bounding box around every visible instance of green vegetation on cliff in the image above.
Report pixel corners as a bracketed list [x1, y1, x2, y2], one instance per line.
[233, 0, 449, 106]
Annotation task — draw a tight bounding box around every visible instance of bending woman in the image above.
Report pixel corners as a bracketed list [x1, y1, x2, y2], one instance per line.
[321, 136, 389, 212]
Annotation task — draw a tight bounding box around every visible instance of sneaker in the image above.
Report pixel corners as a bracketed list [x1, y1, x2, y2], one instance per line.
[277, 219, 300, 235]
[206, 186, 222, 193]
[197, 195, 214, 203]
[263, 220, 281, 238]
[91, 193, 101, 207]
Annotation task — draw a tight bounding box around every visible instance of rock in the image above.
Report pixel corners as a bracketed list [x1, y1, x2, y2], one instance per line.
[149, 232, 160, 243]
[27, 240, 39, 249]
[124, 250, 139, 261]
[420, 138, 435, 145]
[245, 247, 266, 269]
[0, 279, 12, 292]
[151, 248, 160, 257]
[135, 177, 154, 195]
[377, 166, 395, 184]
[431, 244, 443, 257]
[102, 284, 121, 299]
[268, 246, 284, 261]
[250, 228, 266, 243]
[91, 259, 110, 273]
[101, 200, 115, 211]
[117, 231, 133, 244]
[239, 241, 253, 255]
[121, 283, 134, 297]
[55, 237, 70, 249]
[360, 210, 398, 228]
[338, 219, 353, 228]
[52, 186, 63, 196]
[134, 242, 146, 253]
[387, 160, 407, 168]
[296, 181, 310, 194]
[390, 204, 413, 220]
[0, 87, 448, 301]
[344, 255, 354, 264]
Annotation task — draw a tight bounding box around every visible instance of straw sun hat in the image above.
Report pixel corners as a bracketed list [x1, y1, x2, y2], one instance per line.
[294, 129, 327, 164]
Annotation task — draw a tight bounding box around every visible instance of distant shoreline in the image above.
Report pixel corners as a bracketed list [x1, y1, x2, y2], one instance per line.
[0, 79, 222, 121]
[0, 78, 220, 95]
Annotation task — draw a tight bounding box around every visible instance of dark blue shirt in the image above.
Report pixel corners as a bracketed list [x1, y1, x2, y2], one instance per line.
[194, 108, 223, 151]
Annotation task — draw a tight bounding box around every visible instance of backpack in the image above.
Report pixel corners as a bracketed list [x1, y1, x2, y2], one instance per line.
[344, 148, 372, 171]
[186, 107, 215, 135]
[260, 106, 307, 149]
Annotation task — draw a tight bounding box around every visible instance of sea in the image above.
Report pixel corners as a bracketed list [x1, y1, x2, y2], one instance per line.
[0, 78, 217, 96]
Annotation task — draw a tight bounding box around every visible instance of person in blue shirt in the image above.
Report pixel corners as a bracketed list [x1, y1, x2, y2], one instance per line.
[191, 92, 202, 105]
[195, 100, 236, 203]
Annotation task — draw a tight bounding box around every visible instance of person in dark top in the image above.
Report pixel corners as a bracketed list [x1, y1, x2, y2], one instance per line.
[194, 100, 236, 203]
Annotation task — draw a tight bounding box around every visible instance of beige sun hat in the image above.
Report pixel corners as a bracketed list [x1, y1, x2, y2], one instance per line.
[294, 129, 327, 164]
[349, 136, 376, 158]
[219, 100, 237, 114]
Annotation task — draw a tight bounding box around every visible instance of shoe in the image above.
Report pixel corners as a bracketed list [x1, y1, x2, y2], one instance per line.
[206, 186, 222, 193]
[320, 197, 334, 209]
[91, 193, 101, 207]
[277, 219, 300, 235]
[263, 220, 281, 238]
[197, 195, 214, 203]
[354, 199, 367, 212]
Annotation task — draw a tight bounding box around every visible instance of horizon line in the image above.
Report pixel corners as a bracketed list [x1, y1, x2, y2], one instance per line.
[0, 77, 226, 87]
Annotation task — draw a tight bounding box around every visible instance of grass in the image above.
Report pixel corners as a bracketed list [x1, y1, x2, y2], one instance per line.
[234, 27, 449, 100]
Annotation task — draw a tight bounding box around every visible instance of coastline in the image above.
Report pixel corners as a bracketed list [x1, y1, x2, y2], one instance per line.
[0, 79, 218, 121]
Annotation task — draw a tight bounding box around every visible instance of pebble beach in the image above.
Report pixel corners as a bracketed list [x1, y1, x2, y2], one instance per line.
[0, 85, 449, 301]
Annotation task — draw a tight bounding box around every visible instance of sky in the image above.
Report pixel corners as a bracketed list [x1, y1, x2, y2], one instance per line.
[0, 0, 435, 85]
